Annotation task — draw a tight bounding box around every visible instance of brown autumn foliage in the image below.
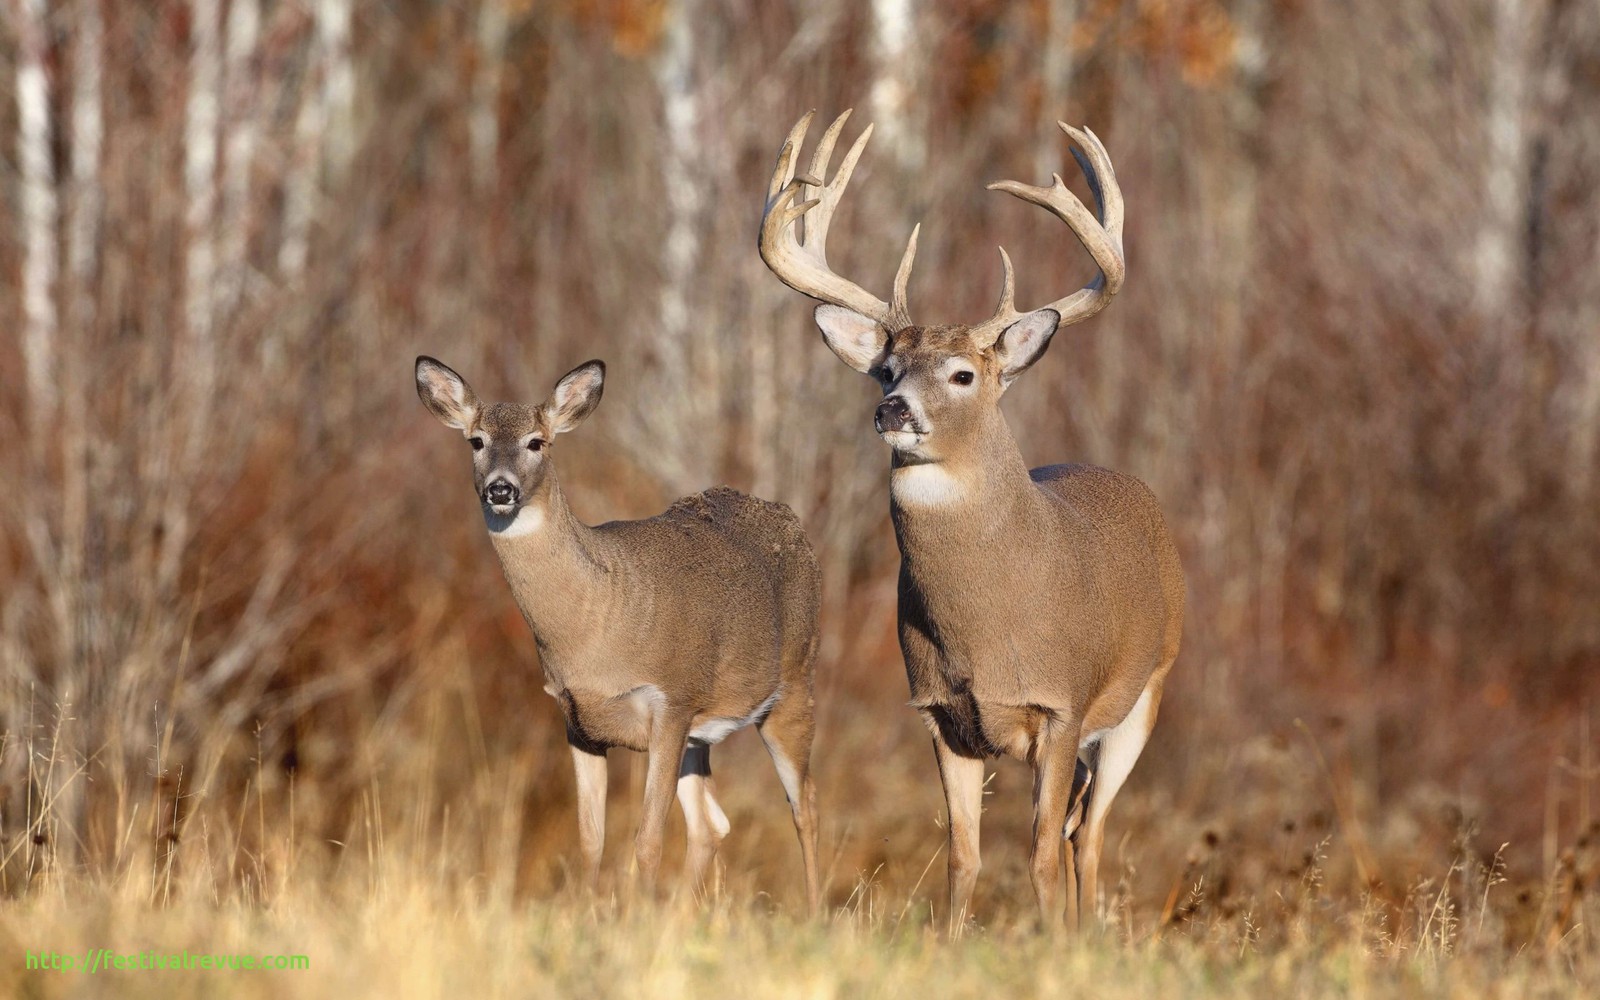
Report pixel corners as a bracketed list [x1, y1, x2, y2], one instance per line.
[0, 0, 1596, 957]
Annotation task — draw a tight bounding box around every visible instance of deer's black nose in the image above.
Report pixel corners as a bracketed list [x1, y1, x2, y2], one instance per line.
[484, 479, 520, 507]
[875, 396, 912, 433]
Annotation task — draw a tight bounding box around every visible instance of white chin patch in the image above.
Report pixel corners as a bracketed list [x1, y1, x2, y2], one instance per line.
[891, 463, 965, 506]
[488, 505, 544, 537]
[879, 429, 924, 451]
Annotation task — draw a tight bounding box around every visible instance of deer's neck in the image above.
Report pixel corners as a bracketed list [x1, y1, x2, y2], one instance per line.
[889, 414, 1040, 557]
[485, 472, 614, 669]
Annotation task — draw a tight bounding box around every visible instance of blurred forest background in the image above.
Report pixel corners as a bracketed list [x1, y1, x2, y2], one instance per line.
[1, 0, 1598, 939]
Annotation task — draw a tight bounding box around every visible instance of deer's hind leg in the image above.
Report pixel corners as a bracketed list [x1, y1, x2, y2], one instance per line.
[1030, 713, 1085, 931]
[1074, 667, 1168, 925]
[757, 688, 821, 915]
[676, 740, 730, 901]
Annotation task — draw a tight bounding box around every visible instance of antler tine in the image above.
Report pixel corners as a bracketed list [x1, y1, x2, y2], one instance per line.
[802, 112, 873, 265]
[887, 223, 921, 330]
[1064, 123, 1124, 239]
[984, 245, 1022, 330]
[758, 110, 896, 324]
[972, 123, 1127, 346]
[808, 111, 848, 189]
[767, 110, 813, 203]
[798, 111, 847, 245]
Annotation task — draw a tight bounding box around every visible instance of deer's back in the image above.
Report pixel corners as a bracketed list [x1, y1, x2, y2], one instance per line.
[515, 487, 818, 755]
[665, 486, 818, 615]
[595, 486, 820, 687]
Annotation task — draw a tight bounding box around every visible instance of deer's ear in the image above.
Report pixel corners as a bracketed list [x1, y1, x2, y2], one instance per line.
[415, 356, 481, 431]
[993, 308, 1061, 385]
[547, 360, 606, 435]
[814, 304, 888, 374]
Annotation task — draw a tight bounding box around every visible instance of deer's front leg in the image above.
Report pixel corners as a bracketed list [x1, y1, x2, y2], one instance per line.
[931, 728, 986, 935]
[634, 710, 693, 893]
[570, 742, 608, 889]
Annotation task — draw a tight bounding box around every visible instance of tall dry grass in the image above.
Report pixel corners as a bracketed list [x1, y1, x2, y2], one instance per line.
[1, 1, 1598, 994]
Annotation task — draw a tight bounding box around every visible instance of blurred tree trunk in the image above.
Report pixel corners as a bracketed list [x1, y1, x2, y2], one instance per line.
[1036, 0, 1078, 180]
[647, 0, 717, 492]
[320, 0, 355, 178]
[59, 0, 101, 685]
[1475, 0, 1538, 505]
[13, 0, 58, 422]
[870, 0, 924, 171]
[280, 0, 354, 284]
[10, 0, 75, 709]
[471, 0, 510, 194]
[1531, 0, 1600, 495]
[217, 0, 261, 319]
[68, 0, 102, 316]
[1475, 0, 1534, 324]
[163, 0, 224, 595]
[184, 0, 221, 352]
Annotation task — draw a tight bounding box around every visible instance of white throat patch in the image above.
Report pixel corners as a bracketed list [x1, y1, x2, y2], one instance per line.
[488, 505, 545, 538]
[891, 463, 967, 506]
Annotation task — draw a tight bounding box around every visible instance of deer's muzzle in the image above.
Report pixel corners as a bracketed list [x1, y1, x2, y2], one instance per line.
[483, 478, 520, 509]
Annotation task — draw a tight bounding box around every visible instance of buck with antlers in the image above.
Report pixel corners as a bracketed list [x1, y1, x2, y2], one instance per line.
[415, 357, 822, 912]
[759, 111, 1183, 930]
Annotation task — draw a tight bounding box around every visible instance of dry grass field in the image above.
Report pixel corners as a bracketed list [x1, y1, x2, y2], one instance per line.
[3, 1, 1599, 997]
[0, 697, 1596, 998]
[1, 677, 1597, 1000]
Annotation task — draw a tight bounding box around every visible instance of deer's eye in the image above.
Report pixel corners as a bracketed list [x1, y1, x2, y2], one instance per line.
[527, 439, 545, 452]
[469, 437, 485, 451]
[951, 370, 975, 386]
[873, 367, 895, 384]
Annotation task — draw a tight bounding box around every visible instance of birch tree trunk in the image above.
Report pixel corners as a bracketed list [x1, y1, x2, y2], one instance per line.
[280, 0, 354, 281]
[160, 0, 225, 594]
[320, 0, 355, 179]
[185, 0, 221, 349]
[68, 0, 102, 302]
[218, 0, 261, 318]
[646, 0, 715, 492]
[471, 0, 510, 195]
[15, 0, 59, 423]
[1036, 0, 1078, 180]
[1476, 0, 1533, 323]
[869, 0, 924, 171]
[59, 0, 103, 677]
[11, 0, 74, 712]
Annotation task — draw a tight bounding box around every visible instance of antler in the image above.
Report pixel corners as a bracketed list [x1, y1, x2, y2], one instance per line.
[759, 110, 920, 330]
[970, 123, 1125, 347]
